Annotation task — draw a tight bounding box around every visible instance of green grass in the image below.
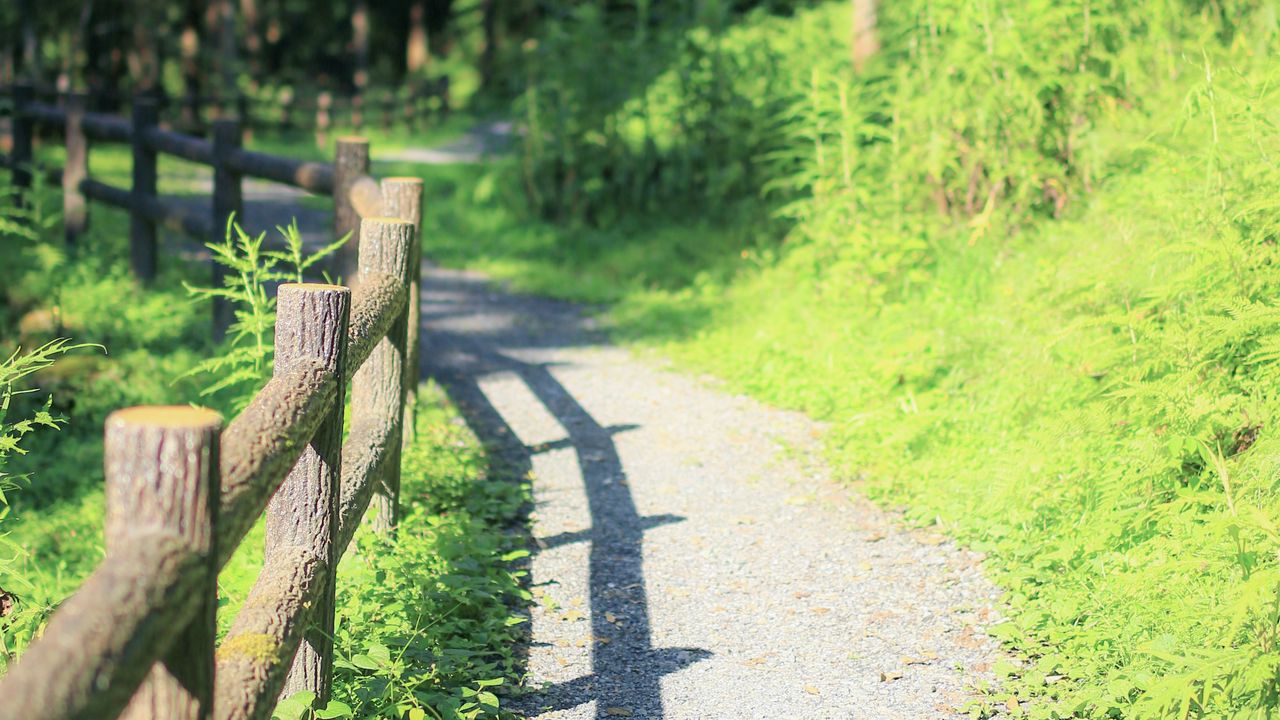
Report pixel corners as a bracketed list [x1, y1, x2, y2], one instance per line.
[413, 5, 1280, 717]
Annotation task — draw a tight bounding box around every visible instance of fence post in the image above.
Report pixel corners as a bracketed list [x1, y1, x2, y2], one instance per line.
[107, 406, 222, 720]
[381, 178, 424, 445]
[352, 218, 414, 533]
[63, 92, 88, 246]
[332, 137, 369, 283]
[130, 96, 159, 282]
[12, 83, 33, 194]
[211, 119, 243, 339]
[266, 283, 350, 705]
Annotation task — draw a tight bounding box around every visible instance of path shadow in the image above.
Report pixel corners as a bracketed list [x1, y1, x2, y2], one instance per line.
[420, 267, 711, 718]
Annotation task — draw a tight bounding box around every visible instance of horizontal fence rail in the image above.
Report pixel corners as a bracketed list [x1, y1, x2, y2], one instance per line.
[0, 211, 425, 720]
[4, 79, 451, 147]
[0, 83, 404, 335]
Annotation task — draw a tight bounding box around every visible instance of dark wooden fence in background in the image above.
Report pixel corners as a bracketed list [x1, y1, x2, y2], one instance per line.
[0, 82, 409, 334]
[5, 79, 449, 148]
[0, 82, 432, 716]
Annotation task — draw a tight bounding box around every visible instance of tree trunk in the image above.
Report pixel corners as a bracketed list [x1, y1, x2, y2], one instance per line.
[128, 0, 160, 93]
[480, 0, 498, 88]
[852, 0, 879, 72]
[406, 1, 429, 76]
[181, 0, 204, 131]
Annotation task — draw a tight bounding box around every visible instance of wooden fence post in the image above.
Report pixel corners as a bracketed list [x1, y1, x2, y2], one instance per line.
[381, 178, 424, 445]
[63, 92, 88, 246]
[352, 218, 414, 533]
[11, 83, 33, 194]
[108, 406, 222, 720]
[332, 137, 369, 283]
[266, 283, 350, 705]
[130, 96, 159, 282]
[211, 118, 243, 338]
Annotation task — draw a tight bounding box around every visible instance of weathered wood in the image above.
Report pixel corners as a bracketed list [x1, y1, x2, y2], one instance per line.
[348, 174, 383, 219]
[225, 148, 334, 195]
[63, 93, 88, 245]
[334, 418, 395, 557]
[350, 218, 414, 532]
[145, 126, 215, 165]
[345, 272, 407, 383]
[83, 111, 133, 143]
[214, 545, 325, 720]
[23, 100, 67, 126]
[0, 538, 207, 720]
[266, 284, 349, 704]
[0, 408, 222, 720]
[380, 177, 425, 445]
[12, 84, 33, 193]
[217, 361, 338, 570]
[108, 407, 222, 720]
[81, 177, 132, 208]
[131, 96, 159, 281]
[332, 137, 369, 283]
[212, 120, 243, 338]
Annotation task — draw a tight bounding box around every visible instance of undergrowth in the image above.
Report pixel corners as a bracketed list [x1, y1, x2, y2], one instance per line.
[417, 1, 1280, 717]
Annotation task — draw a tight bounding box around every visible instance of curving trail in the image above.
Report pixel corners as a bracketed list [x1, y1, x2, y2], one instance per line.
[418, 266, 1006, 719]
[165, 132, 1007, 718]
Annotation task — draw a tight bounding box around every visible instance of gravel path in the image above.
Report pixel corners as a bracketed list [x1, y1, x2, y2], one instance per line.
[160, 130, 1008, 718]
[419, 267, 1006, 719]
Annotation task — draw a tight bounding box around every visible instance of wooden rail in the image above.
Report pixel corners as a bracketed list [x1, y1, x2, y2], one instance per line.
[0, 211, 424, 720]
[6, 80, 450, 148]
[1, 83, 393, 332]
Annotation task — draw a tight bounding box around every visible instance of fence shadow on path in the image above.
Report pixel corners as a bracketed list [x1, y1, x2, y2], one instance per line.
[420, 269, 711, 719]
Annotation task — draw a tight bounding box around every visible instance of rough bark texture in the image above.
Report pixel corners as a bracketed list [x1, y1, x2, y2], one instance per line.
[0, 538, 207, 720]
[214, 546, 326, 720]
[266, 284, 349, 704]
[131, 97, 159, 281]
[212, 119, 243, 338]
[0, 407, 222, 720]
[106, 407, 222, 720]
[335, 418, 395, 557]
[63, 93, 87, 245]
[218, 361, 337, 570]
[380, 177, 424, 446]
[351, 218, 414, 533]
[345, 272, 406, 383]
[332, 137, 370, 282]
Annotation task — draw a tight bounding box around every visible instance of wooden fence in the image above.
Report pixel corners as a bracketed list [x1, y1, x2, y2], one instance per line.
[5, 79, 449, 147]
[0, 82, 423, 337]
[0, 141, 429, 719]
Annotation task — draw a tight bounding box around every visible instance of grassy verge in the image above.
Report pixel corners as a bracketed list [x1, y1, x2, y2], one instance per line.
[416, 54, 1280, 720]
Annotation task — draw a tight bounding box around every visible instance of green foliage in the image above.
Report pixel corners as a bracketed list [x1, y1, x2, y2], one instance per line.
[0, 340, 93, 669]
[423, 1, 1280, 717]
[183, 216, 345, 412]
